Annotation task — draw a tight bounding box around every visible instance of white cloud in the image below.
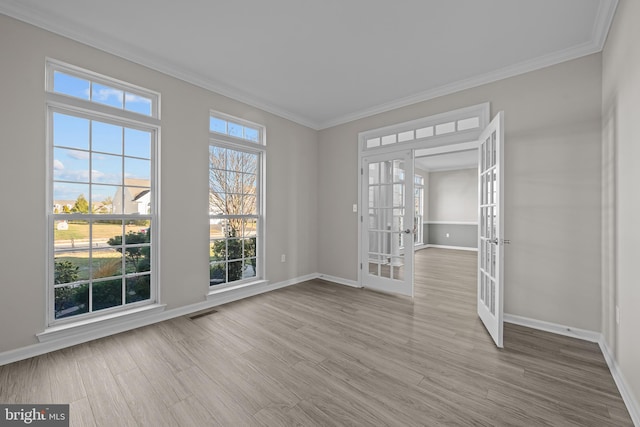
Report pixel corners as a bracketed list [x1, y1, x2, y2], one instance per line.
[53, 159, 64, 170]
[68, 150, 90, 160]
[93, 87, 123, 103]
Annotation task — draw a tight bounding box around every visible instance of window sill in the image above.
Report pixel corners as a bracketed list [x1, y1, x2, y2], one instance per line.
[37, 303, 166, 343]
[207, 279, 269, 302]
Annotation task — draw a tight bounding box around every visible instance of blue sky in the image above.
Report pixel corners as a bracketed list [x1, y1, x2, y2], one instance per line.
[53, 71, 152, 115]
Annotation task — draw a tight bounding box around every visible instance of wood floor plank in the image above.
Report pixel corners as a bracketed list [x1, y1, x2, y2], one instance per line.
[0, 248, 632, 426]
[76, 354, 137, 427]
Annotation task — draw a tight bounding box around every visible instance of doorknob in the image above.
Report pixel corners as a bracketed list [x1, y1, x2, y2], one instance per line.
[403, 229, 412, 234]
[490, 238, 510, 245]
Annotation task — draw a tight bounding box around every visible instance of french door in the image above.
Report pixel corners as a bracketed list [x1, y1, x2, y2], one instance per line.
[478, 111, 505, 348]
[361, 150, 414, 297]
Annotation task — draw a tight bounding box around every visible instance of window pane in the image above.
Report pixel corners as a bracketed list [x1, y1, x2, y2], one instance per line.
[55, 250, 90, 281]
[53, 71, 90, 100]
[125, 158, 151, 181]
[54, 147, 90, 183]
[92, 121, 122, 155]
[92, 83, 124, 108]
[210, 117, 227, 134]
[54, 221, 90, 250]
[227, 238, 242, 260]
[243, 195, 257, 215]
[209, 190, 225, 215]
[209, 261, 226, 286]
[124, 128, 151, 159]
[228, 122, 243, 138]
[93, 279, 123, 311]
[242, 173, 257, 195]
[228, 260, 243, 282]
[124, 93, 152, 116]
[91, 185, 119, 214]
[210, 219, 225, 238]
[209, 146, 226, 169]
[54, 113, 89, 150]
[242, 259, 256, 279]
[55, 284, 89, 319]
[126, 275, 151, 303]
[92, 153, 122, 185]
[241, 152, 258, 174]
[91, 249, 123, 279]
[53, 183, 90, 213]
[243, 218, 257, 237]
[244, 127, 259, 142]
[122, 187, 151, 214]
[243, 238, 256, 258]
[210, 239, 226, 262]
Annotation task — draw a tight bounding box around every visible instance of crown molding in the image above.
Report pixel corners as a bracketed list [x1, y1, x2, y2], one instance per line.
[0, 0, 618, 131]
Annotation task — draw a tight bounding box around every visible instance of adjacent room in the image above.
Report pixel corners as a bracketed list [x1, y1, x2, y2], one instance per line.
[0, 0, 638, 425]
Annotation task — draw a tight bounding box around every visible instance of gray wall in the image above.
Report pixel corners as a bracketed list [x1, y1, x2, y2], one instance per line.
[425, 168, 478, 248]
[0, 15, 319, 353]
[426, 224, 477, 248]
[602, 0, 640, 412]
[428, 168, 477, 223]
[318, 53, 602, 332]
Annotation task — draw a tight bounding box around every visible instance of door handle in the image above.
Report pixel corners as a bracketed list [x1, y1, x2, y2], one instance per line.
[490, 238, 510, 245]
[403, 229, 412, 234]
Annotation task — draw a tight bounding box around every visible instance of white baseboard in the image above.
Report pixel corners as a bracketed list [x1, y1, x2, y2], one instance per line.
[503, 313, 601, 342]
[424, 244, 478, 252]
[599, 338, 640, 426]
[0, 273, 318, 367]
[316, 273, 361, 288]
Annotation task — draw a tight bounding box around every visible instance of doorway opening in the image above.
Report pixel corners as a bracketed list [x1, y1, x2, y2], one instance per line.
[358, 103, 506, 347]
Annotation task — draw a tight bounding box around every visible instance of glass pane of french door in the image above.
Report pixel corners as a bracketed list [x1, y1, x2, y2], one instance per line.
[362, 150, 413, 297]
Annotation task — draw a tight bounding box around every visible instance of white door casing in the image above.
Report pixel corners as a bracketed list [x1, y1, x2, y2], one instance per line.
[477, 111, 505, 348]
[361, 150, 414, 297]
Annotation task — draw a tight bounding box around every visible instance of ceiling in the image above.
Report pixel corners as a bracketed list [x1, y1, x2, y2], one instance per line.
[0, 0, 618, 130]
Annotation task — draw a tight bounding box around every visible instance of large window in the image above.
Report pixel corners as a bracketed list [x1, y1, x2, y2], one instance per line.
[47, 60, 159, 324]
[209, 112, 264, 287]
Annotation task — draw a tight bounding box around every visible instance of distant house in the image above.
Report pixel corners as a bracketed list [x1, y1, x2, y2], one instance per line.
[53, 200, 74, 213]
[113, 179, 151, 215]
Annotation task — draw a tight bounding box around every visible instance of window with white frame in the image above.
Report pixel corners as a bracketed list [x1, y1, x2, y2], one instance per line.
[46, 60, 159, 323]
[209, 112, 264, 287]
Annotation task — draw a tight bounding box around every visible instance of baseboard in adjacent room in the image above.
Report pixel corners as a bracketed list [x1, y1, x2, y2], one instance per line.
[423, 244, 478, 252]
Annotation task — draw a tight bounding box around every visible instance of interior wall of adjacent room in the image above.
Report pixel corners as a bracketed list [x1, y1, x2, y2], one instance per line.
[427, 168, 477, 222]
[318, 53, 602, 332]
[0, 14, 319, 354]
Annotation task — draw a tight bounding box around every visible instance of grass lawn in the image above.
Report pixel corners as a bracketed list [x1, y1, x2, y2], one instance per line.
[55, 222, 149, 241]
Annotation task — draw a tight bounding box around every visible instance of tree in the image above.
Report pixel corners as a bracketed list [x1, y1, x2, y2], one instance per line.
[208, 148, 256, 235]
[107, 229, 151, 273]
[72, 194, 89, 213]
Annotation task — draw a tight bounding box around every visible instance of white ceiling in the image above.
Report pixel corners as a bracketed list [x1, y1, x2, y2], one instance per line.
[415, 150, 478, 172]
[0, 0, 618, 130]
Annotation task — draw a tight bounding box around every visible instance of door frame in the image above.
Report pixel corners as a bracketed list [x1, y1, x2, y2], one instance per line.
[357, 103, 490, 290]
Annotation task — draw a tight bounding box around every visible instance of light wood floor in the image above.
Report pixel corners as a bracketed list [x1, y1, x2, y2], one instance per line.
[0, 248, 633, 426]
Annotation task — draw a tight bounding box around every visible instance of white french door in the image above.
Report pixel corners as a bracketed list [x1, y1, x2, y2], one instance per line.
[477, 111, 505, 348]
[361, 150, 414, 297]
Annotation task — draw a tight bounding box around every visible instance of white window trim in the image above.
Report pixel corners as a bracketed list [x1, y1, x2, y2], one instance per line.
[209, 110, 265, 145]
[46, 58, 161, 120]
[45, 60, 161, 328]
[208, 115, 266, 293]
